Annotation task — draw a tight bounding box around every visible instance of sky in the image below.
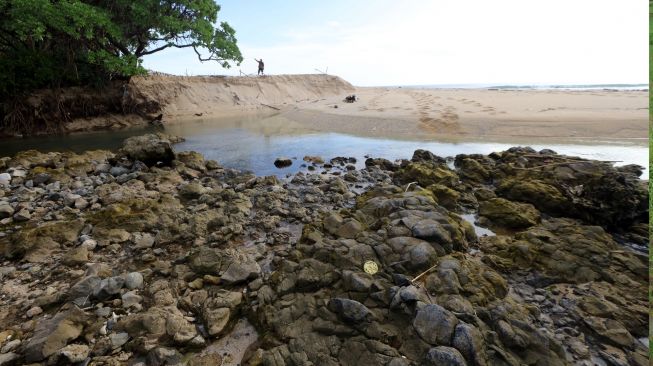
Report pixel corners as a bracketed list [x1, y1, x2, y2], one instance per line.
[142, 0, 648, 87]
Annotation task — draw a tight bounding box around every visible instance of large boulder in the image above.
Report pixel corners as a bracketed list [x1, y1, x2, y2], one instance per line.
[120, 133, 176, 166]
[496, 178, 569, 215]
[413, 304, 458, 345]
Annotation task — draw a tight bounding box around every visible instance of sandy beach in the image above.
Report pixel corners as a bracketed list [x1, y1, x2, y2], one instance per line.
[283, 86, 649, 144]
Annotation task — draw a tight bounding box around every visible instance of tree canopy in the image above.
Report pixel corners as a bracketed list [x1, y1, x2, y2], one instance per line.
[0, 0, 243, 98]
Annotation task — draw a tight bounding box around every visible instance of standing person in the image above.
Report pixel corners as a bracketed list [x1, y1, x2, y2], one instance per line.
[254, 58, 264, 75]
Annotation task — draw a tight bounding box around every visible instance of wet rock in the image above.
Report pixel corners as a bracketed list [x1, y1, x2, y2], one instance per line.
[413, 304, 458, 345]
[303, 156, 324, 164]
[411, 219, 452, 243]
[412, 149, 446, 164]
[274, 157, 292, 168]
[365, 157, 398, 171]
[24, 306, 89, 362]
[342, 270, 374, 292]
[120, 133, 175, 166]
[423, 346, 468, 366]
[478, 198, 539, 229]
[452, 322, 487, 365]
[328, 298, 373, 323]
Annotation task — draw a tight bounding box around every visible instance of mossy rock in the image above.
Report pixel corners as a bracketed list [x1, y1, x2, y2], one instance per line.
[88, 199, 160, 231]
[456, 157, 491, 183]
[427, 184, 460, 209]
[479, 198, 540, 229]
[398, 162, 458, 187]
[9, 150, 58, 168]
[176, 151, 206, 171]
[63, 150, 112, 176]
[497, 178, 569, 215]
[5, 219, 83, 259]
[30, 166, 69, 184]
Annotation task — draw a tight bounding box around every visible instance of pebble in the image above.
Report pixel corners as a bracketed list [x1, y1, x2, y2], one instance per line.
[124, 272, 144, 289]
[12, 209, 31, 222]
[110, 332, 129, 349]
[26, 306, 43, 318]
[81, 239, 98, 251]
[0, 173, 9, 186]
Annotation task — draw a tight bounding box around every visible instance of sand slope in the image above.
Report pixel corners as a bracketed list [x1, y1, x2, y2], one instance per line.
[131, 74, 354, 119]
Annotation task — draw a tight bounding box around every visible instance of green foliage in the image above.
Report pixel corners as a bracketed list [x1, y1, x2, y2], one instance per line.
[0, 0, 242, 99]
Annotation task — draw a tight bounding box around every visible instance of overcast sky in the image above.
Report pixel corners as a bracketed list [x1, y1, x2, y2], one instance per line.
[142, 0, 647, 86]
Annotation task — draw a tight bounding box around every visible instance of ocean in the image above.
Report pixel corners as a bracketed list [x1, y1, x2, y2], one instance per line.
[391, 83, 648, 91]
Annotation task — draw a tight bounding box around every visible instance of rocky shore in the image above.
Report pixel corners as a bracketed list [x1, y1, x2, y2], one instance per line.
[0, 133, 648, 366]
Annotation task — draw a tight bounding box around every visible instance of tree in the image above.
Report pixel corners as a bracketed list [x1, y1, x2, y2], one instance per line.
[96, 0, 243, 69]
[0, 0, 243, 97]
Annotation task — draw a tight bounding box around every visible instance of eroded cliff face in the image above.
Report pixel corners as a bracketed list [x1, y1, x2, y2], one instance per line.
[0, 137, 647, 366]
[1, 74, 355, 137]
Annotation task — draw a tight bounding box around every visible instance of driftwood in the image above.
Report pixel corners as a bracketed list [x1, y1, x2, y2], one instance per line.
[410, 263, 439, 284]
[260, 103, 280, 110]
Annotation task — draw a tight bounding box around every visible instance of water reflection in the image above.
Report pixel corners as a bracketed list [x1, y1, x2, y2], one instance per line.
[0, 114, 648, 178]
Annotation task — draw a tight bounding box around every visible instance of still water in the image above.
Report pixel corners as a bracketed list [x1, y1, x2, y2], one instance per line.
[0, 115, 648, 178]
